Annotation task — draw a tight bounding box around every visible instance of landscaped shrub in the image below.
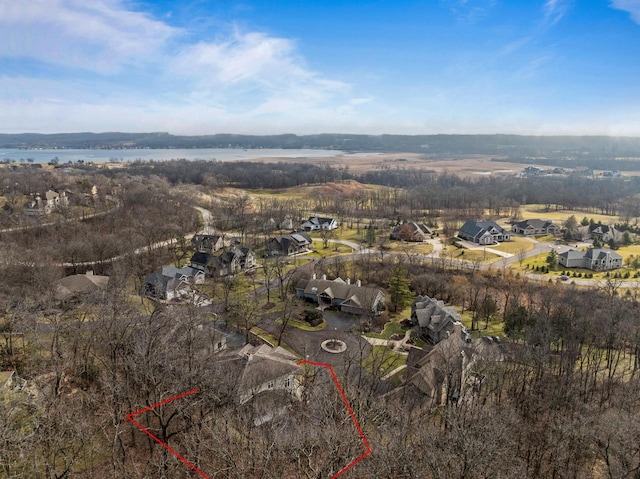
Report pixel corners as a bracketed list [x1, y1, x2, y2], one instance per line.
[303, 309, 324, 326]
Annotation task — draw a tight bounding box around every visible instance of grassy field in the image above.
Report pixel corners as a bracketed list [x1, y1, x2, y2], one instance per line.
[491, 236, 535, 254]
[518, 205, 619, 224]
[450, 248, 501, 263]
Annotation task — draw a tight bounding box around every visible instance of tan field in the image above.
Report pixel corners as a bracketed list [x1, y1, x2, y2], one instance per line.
[244, 152, 537, 177]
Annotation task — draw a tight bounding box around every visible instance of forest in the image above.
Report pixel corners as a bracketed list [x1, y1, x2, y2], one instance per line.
[1, 159, 640, 478]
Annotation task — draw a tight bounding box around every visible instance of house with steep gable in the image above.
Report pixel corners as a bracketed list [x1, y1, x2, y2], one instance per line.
[407, 327, 507, 407]
[266, 232, 312, 256]
[587, 223, 622, 243]
[390, 222, 433, 242]
[301, 216, 338, 231]
[511, 219, 561, 236]
[296, 275, 385, 315]
[221, 344, 303, 406]
[411, 295, 470, 344]
[558, 248, 622, 271]
[24, 189, 69, 216]
[458, 220, 510, 245]
[191, 234, 231, 253]
[143, 266, 205, 300]
[190, 247, 256, 277]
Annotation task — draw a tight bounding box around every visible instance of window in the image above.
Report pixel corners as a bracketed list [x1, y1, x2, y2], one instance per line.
[217, 341, 222, 350]
[267, 381, 274, 389]
[284, 378, 291, 388]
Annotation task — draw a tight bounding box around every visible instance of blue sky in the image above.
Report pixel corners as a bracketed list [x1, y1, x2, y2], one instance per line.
[1, 0, 640, 135]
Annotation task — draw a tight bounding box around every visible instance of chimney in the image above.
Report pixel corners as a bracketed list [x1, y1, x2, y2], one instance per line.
[346, 278, 351, 285]
[322, 274, 327, 280]
[244, 353, 253, 362]
[312, 273, 316, 280]
[453, 321, 462, 336]
[86, 270, 94, 276]
[356, 279, 361, 287]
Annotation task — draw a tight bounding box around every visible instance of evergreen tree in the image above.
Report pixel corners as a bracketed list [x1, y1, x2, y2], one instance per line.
[388, 266, 413, 312]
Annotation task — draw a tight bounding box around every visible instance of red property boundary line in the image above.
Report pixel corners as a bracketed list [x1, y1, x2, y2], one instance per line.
[126, 362, 371, 479]
[125, 387, 209, 479]
[297, 359, 372, 478]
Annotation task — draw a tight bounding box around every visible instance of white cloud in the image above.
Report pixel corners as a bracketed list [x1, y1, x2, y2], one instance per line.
[543, 0, 569, 26]
[610, 0, 640, 23]
[0, 0, 177, 72]
[0, 0, 366, 132]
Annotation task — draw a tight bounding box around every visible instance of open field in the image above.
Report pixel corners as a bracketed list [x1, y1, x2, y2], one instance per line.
[491, 236, 535, 254]
[518, 204, 620, 224]
[244, 153, 536, 177]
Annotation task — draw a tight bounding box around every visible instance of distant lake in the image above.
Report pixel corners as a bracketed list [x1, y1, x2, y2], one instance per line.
[0, 148, 349, 164]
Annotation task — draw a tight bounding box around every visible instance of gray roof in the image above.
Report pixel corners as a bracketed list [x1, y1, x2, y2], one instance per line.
[459, 220, 506, 239]
[559, 249, 585, 260]
[232, 344, 300, 392]
[514, 219, 555, 229]
[300, 277, 383, 308]
[584, 248, 622, 260]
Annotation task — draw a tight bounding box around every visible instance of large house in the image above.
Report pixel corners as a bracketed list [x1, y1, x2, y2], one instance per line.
[301, 216, 338, 231]
[266, 232, 312, 256]
[587, 223, 622, 243]
[296, 275, 385, 315]
[390, 222, 432, 242]
[143, 266, 205, 300]
[190, 247, 256, 277]
[458, 220, 510, 245]
[24, 189, 69, 216]
[407, 326, 506, 407]
[511, 219, 561, 236]
[191, 234, 231, 253]
[558, 248, 623, 271]
[55, 271, 110, 299]
[221, 344, 303, 406]
[411, 295, 470, 344]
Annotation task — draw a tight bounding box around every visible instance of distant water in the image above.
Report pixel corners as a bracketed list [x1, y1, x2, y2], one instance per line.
[0, 148, 348, 164]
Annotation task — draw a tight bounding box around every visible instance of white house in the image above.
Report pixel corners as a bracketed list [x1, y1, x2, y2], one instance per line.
[301, 216, 338, 231]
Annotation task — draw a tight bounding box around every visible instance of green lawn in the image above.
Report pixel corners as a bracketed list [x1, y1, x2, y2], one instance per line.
[386, 241, 434, 255]
[276, 317, 327, 332]
[491, 236, 535, 254]
[361, 345, 407, 376]
[512, 252, 640, 281]
[451, 248, 501, 263]
[365, 320, 410, 340]
[459, 310, 506, 338]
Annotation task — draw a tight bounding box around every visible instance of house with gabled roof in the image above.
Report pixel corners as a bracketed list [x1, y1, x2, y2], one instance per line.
[558, 248, 622, 271]
[266, 232, 312, 256]
[55, 271, 110, 299]
[511, 219, 560, 236]
[24, 189, 69, 216]
[411, 295, 470, 344]
[220, 344, 303, 406]
[301, 216, 338, 231]
[458, 220, 510, 245]
[390, 222, 433, 242]
[406, 326, 507, 407]
[143, 266, 205, 300]
[296, 275, 385, 315]
[190, 247, 256, 277]
[587, 223, 622, 243]
[191, 234, 230, 253]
